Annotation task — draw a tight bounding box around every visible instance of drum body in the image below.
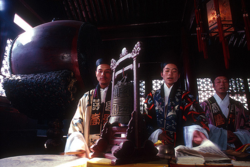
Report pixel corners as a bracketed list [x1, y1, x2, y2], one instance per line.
[10, 20, 102, 90]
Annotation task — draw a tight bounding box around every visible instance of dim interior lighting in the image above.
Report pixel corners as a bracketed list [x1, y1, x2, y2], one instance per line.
[0, 0, 4, 11]
[14, 14, 33, 31]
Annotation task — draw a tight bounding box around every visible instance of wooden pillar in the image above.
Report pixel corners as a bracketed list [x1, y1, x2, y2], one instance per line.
[181, 27, 198, 99]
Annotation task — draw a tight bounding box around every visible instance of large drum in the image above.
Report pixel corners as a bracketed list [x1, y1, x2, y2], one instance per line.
[9, 20, 102, 90]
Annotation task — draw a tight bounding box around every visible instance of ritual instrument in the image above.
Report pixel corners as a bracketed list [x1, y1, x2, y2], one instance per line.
[109, 80, 133, 125]
[90, 42, 159, 165]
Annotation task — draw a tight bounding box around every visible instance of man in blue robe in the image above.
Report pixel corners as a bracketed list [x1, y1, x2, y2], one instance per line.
[144, 61, 209, 147]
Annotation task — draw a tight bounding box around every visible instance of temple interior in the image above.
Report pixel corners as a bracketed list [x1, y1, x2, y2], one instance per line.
[0, 0, 250, 162]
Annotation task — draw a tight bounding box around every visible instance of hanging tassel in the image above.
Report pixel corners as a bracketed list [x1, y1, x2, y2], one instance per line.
[241, 0, 250, 50]
[213, 0, 224, 42]
[202, 37, 208, 59]
[213, 0, 230, 69]
[194, 0, 202, 52]
[222, 40, 230, 69]
[196, 27, 202, 52]
[199, 9, 204, 34]
[198, 8, 208, 58]
[246, 14, 250, 50]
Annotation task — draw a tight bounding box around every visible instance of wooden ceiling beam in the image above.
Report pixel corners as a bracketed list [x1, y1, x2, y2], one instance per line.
[112, 0, 119, 22]
[63, 0, 73, 20]
[119, 0, 125, 21]
[125, 0, 130, 20]
[96, 0, 104, 23]
[106, 0, 115, 23]
[18, 0, 46, 23]
[79, 0, 90, 22]
[85, 0, 95, 23]
[89, 0, 99, 23]
[100, 0, 110, 22]
[98, 21, 181, 41]
[67, 0, 79, 20]
[74, 0, 85, 21]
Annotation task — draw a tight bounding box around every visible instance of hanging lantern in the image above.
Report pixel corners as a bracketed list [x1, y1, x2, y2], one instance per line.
[206, 0, 234, 37]
[206, 0, 233, 69]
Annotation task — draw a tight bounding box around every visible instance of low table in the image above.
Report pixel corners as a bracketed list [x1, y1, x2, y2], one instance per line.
[0, 154, 248, 167]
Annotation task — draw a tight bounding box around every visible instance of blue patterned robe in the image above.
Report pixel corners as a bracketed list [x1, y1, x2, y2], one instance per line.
[143, 84, 209, 146]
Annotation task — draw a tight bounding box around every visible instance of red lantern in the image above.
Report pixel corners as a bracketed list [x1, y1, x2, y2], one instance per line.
[207, 0, 234, 37]
[206, 0, 232, 69]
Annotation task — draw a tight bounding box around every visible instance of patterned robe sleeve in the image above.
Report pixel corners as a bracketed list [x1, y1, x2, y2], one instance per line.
[235, 101, 248, 130]
[181, 91, 210, 134]
[143, 91, 158, 138]
[68, 92, 89, 136]
[200, 101, 216, 126]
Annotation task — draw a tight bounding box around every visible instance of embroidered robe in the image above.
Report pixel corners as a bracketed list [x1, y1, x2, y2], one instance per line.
[200, 96, 250, 150]
[201, 96, 246, 131]
[65, 85, 111, 155]
[144, 84, 209, 146]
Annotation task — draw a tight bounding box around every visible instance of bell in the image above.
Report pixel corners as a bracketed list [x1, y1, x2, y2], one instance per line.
[109, 81, 133, 125]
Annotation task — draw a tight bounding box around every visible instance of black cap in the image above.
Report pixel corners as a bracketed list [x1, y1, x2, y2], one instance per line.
[95, 58, 110, 67]
[160, 60, 181, 72]
[211, 70, 230, 84]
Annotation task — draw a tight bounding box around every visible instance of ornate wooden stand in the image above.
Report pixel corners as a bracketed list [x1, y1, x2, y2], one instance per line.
[90, 42, 159, 165]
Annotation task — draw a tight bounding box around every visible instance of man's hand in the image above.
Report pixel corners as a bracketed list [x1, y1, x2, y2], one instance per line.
[227, 130, 239, 143]
[192, 130, 207, 146]
[63, 150, 86, 158]
[158, 132, 173, 145]
[75, 151, 86, 158]
[227, 130, 242, 149]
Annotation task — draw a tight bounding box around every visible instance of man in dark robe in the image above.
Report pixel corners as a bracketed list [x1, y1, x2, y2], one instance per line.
[144, 61, 209, 147]
[200, 72, 250, 150]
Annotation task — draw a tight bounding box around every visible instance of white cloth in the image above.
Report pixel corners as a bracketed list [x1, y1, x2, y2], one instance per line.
[214, 93, 230, 118]
[164, 83, 173, 107]
[149, 125, 209, 147]
[208, 124, 228, 150]
[208, 124, 250, 150]
[64, 132, 88, 153]
[184, 125, 209, 148]
[100, 86, 108, 103]
[148, 129, 163, 144]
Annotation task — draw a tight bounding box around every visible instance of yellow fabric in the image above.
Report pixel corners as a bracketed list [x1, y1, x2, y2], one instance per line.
[154, 140, 163, 146]
[72, 158, 169, 167]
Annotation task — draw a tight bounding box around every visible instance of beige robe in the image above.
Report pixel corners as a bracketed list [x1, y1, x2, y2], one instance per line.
[65, 89, 95, 156]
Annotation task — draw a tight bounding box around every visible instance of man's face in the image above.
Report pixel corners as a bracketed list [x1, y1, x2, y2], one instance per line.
[213, 76, 229, 94]
[161, 63, 180, 88]
[96, 64, 112, 88]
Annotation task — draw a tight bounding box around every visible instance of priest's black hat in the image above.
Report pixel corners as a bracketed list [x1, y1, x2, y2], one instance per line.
[211, 70, 230, 84]
[95, 58, 110, 67]
[160, 60, 181, 73]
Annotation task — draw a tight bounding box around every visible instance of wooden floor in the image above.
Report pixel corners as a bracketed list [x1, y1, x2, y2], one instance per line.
[0, 130, 67, 159]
